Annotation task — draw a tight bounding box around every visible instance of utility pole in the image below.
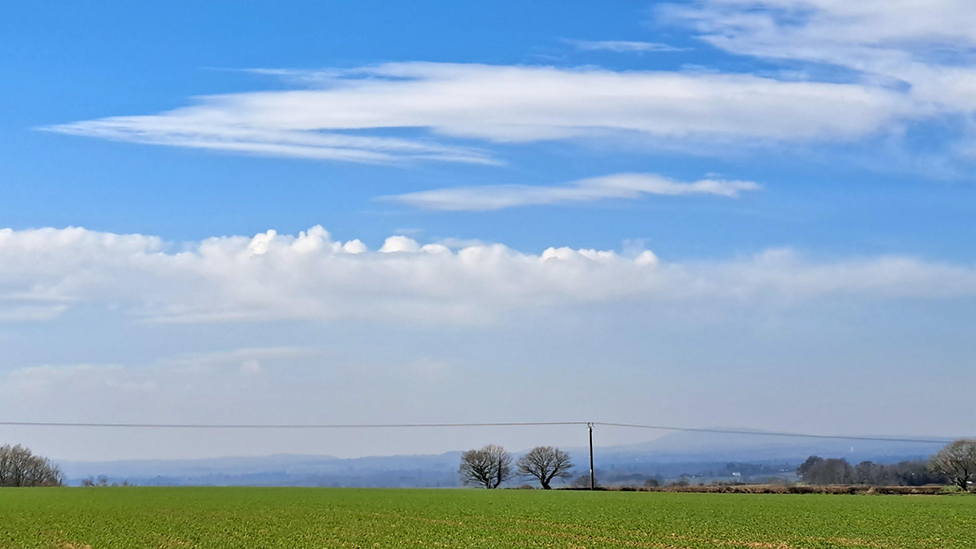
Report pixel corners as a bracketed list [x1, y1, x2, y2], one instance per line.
[588, 422, 595, 490]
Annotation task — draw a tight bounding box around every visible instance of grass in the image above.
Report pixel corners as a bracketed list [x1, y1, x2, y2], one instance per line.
[1, 487, 974, 548]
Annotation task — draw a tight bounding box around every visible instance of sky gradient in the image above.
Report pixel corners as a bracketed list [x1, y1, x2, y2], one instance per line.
[1, 0, 975, 461]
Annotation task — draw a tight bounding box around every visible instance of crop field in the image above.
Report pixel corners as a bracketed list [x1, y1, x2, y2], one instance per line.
[1, 488, 974, 549]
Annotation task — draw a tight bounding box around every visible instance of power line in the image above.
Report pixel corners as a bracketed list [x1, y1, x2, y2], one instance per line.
[592, 423, 955, 445]
[0, 421, 588, 429]
[0, 420, 957, 444]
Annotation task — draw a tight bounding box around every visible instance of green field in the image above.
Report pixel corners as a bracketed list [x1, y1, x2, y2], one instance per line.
[1, 488, 974, 548]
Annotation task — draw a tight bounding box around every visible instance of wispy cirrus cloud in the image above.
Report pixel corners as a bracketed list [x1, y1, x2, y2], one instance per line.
[42, 62, 917, 165]
[5, 346, 319, 394]
[46, 113, 498, 166]
[39, 2, 976, 168]
[381, 173, 761, 211]
[565, 39, 688, 53]
[663, 0, 976, 111]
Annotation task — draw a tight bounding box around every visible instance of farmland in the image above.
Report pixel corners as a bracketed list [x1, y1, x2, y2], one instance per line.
[1, 488, 974, 549]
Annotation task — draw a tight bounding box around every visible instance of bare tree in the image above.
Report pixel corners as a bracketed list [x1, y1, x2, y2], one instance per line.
[0, 446, 9, 486]
[517, 446, 573, 489]
[931, 439, 976, 491]
[459, 444, 513, 489]
[0, 445, 63, 487]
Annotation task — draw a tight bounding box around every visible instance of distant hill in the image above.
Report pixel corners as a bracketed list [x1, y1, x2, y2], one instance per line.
[61, 452, 464, 487]
[595, 429, 944, 465]
[59, 429, 949, 487]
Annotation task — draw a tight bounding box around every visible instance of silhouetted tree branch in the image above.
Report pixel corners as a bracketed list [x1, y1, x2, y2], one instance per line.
[931, 439, 976, 491]
[0, 445, 63, 487]
[459, 444, 512, 489]
[517, 446, 573, 489]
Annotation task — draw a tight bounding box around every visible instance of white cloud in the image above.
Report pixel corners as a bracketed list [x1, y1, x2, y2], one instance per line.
[45, 114, 497, 166]
[3, 347, 318, 396]
[43, 62, 917, 163]
[665, 0, 976, 113]
[0, 226, 975, 326]
[8, 364, 132, 393]
[239, 360, 262, 375]
[162, 347, 318, 372]
[40, 4, 976, 166]
[382, 173, 762, 211]
[567, 39, 687, 53]
[671, 0, 976, 52]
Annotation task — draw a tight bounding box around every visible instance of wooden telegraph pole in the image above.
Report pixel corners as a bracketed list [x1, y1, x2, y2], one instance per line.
[588, 422, 595, 490]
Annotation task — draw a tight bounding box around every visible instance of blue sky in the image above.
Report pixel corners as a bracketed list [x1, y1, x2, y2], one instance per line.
[6, 0, 975, 258]
[2, 1, 976, 460]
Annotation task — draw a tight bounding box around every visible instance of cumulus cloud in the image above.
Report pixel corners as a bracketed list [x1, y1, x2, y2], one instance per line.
[382, 173, 761, 211]
[43, 62, 916, 164]
[0, 226, 975, 325]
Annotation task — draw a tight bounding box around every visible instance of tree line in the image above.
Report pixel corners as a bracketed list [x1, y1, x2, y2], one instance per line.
[0, 444, 64, 487]
[797, 456, 944, 486]
[3, 437, 973, 490]
[793, 439, 976, 490]
[462, 439, 976, 490]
